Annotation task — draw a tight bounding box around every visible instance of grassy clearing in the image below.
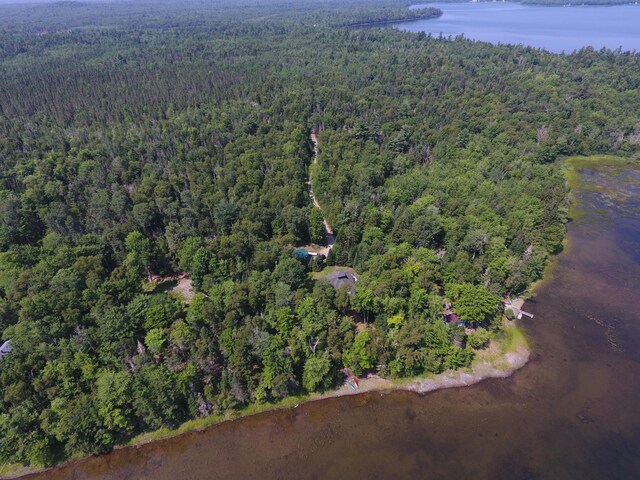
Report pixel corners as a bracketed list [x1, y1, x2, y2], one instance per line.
[500, 324, 529, 354]
[309, 265, 357, 280]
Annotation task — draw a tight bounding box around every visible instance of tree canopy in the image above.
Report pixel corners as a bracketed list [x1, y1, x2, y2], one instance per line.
[0, 0, 638, 468]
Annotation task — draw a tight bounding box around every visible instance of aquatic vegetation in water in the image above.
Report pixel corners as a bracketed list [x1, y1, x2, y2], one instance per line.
[565, 156, 640, 222]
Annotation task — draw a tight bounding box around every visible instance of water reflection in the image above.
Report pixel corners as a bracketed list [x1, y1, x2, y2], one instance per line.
[395, 3, 640, 53]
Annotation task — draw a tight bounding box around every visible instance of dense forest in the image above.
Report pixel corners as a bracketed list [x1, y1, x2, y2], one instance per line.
[0, 0, 638, 468]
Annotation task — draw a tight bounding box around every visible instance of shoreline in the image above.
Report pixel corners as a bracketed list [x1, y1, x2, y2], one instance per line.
[316, 320, 529, 400]
[344, 10, 442, 28]
[124, 313, 530, 446]
[2, 137, 534, 480]
[314, 344, 529, 399]
[1, 321, 529, 479]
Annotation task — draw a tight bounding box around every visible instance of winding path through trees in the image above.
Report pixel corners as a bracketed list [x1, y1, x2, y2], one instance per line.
[307, 132, 335, 257]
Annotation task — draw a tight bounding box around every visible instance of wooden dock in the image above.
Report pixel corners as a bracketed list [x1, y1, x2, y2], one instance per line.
[504, 300, 534, 320]
[517, 309, 534, 319]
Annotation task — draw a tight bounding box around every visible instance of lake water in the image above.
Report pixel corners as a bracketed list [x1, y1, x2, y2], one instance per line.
[394, 3, 640, 53]
[19, 159, 640, 479]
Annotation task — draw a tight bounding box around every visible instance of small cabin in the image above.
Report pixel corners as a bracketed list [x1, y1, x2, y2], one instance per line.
[445, 312, 459, 324]
[0, 340, 12, 360]
[444, 313, 465, 327]
[327, 270, 357, 295]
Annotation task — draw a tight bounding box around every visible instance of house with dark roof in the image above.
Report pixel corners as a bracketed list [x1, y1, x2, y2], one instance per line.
[326, 269, 358, 295]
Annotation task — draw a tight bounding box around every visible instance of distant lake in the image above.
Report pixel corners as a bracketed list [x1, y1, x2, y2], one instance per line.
[394, 3, 640, 53]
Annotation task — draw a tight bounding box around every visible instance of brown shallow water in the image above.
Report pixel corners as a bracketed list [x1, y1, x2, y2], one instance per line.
[21, 162, 640, 480]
